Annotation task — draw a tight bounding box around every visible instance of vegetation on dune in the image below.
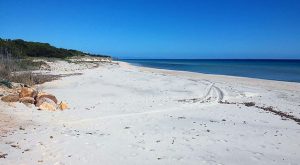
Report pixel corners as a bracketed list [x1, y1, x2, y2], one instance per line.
[0, 38, 110, 86]
[0, 53, 56, 86]
[0, 38, 110, 58]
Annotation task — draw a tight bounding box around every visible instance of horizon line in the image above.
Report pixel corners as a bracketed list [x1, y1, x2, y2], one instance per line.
[117, 58, 300, 60]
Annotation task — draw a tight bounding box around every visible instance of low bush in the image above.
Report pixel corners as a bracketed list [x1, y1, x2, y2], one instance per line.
[0, 54, 54, 86]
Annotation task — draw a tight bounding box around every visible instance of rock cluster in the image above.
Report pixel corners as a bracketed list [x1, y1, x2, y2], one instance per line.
[1, 87, 69, 111]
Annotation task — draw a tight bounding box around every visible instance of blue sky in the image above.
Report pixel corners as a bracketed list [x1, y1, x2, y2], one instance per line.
[0, 0, 300, 59]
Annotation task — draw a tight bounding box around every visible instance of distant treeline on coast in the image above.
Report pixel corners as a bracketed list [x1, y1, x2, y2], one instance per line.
[0, 38, 110, 59]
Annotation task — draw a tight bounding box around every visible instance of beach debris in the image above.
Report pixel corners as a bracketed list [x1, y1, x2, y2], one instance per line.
[244, 102, 255, 107]
[219, 100, 300, 124]
[0, 153, 8, 158]
[10, 144, 20, 149]
[1, 94, 20, 102]
[58, 101, 69, 110]
[22, 149, 30, 153]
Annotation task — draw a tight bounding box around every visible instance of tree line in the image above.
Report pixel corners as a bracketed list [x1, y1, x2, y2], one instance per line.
[0, 38, 110, 59]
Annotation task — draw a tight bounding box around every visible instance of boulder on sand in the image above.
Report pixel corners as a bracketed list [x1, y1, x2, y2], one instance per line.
[58, 101, 69, 110]
[19, 97, 35, 104]
[35, 92, 58, 104]
[38, 102, 57, 111]
[36, 97, 57, 111]
[1, 94, 19, 102]
[35, 97, 56, 107]
[18, 87, 37, 98]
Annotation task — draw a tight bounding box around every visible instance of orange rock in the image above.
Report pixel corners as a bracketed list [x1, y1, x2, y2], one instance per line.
[58, 101, 69, 110]
[19, 97, 35, 104]
[1, 94, 19, 102]
[35, 92, 58, 104]
[38, 102, 56, 111]
[36, 97, 57, 111]
[35, 97, 56, 107]
[18, 87, 37, 98]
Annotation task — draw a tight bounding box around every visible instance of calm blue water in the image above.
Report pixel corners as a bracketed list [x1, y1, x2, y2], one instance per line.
[121, 59, 300, 83]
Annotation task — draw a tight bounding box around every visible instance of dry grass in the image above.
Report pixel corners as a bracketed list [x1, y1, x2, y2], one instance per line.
[9, 72, 61, 86]
[0, 54, 54, 86]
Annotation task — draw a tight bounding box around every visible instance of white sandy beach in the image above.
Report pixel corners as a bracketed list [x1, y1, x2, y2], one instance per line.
[1, 60, 300, 165]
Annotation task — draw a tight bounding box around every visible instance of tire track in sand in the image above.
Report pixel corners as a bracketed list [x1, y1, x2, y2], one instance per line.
[178, 82, 224, 104]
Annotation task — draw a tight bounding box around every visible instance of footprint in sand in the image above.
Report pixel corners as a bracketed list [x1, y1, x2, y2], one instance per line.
[251, 152, 264, 161]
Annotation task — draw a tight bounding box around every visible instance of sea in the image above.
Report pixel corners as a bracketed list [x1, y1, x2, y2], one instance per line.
[121, 59, 300, 83]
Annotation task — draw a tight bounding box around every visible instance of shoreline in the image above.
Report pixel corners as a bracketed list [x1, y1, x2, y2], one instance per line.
[119, 59, 300, 84]
[1, 59, 300, 164]
[118, 61, 300, 92]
